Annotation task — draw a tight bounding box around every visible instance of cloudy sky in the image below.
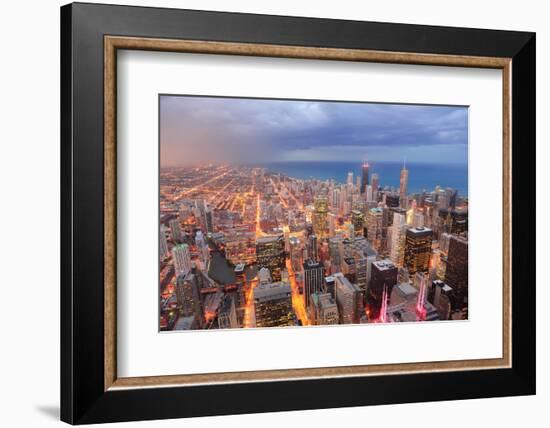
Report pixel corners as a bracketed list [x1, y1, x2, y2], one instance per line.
[160, 95, 468, 167]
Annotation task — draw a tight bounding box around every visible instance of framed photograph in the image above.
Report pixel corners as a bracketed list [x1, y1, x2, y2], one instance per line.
[61, 2, 536, 424]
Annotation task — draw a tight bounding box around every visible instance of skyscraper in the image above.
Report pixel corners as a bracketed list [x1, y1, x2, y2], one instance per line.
[368, 259, 398, 320]
[361, 162, 370, 194]
[334, 272, 363, 324]
[169, 218, 183, 243]
[289, 236, 303, 272]
[312, 194, 329, 238]
[159, 226, 168, 261]
[172, 243, 191, 276]
[253, 281, 294, 327]
[404, 226, 433, 275]
[444, 235, 468, 308]
[218, 294, 238, 329]
[371, 173, 379, 198]
[389, 212, 407, 268]
[366, 207, 384, 251]
[346, 171, 354, 186]
[351, 209, 365, 237]
[399, 160, 409, 209]
[303, 259, 325, 309]
[176, 271, 203, 325]
[308, 233, 318, 262]
[256, 235, 286, 281]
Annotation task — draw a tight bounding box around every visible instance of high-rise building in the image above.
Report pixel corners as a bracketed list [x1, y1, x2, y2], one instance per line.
[303, 259, 325, 309]
[256, 235, 285, 281]
[159, 226, 168, 261]
[172, 243, 191, 276]
[254, 281, 294, 327]
[310, 292, 339, 325]
[218, 294, 239, 329]
[204, 208, 214, 233]
[399, 160, 409, 209]
[444, 235, 468, 308]
[334, 272, 363, 324]
[353, 250, 368, 292]
[385, 193, 400, 208]
[404, 227, 433, 275]
[371, 173, 379, 200]
[347, 172, 354, 186]
[351, 209, 365, 237]
[289, 236, 303, 272]
[366, 207, 384, 251]
[169, 218, 183, 243]
[323, 275, 336, 299]
[368, 259, 398, 319]
[308, 234, 318, 262]
[330, 188, 341, 211]
[361, 162, 370, 194]
[430, 279, 455, 320]
[312, 195, 329, 238]
[389, 212, 407, 268]
[328, 237, 344, 273]
[176, 271, 203, 326]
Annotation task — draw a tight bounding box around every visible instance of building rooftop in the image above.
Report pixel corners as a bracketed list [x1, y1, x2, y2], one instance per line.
[407, 226, 433, 236]
[304, 259, 323, 269]
[254, 281, 291, 301]
[372, 259, 396, 271]
[256, 235, 283, 244]
[396, 282, 418, 297]
[433, 279, 453, 292]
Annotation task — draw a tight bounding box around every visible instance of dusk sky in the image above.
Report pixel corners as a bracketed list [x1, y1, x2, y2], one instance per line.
[160, 95, 468, 167]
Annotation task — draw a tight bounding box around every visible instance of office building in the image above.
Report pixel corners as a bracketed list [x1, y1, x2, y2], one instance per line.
[218, 294, 239, 329]
[368, 259, 398, 320]
[254, 281, 294, 327]
[176, 272, 204, 326]
[312, 195, 329, 238]
[308, 233, 318, 262]
[366, 207, 384, 251]
[389, 212, 406, 268]
[169, 218, 183, 243]
[172, 243, 191, 276]
[256, 234, 285, 281]
[351, 209, 365, 237]
[334, 272, 363, 324]
[404, 227, 433, 274]
[303, 259, 325, 309]
[289, 236, 303, 272]
[399, 161, 409, 209]
[361, 162, 370, 194]
[445, 235, 468, 308]
[159, 226, 168, 260]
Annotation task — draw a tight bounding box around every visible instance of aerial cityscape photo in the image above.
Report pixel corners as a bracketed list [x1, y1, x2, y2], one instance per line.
[159, 95, 469, 331]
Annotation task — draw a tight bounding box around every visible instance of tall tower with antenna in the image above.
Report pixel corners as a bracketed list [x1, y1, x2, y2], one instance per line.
[399, 158, 409, 209]
[361, 160, 370, 194]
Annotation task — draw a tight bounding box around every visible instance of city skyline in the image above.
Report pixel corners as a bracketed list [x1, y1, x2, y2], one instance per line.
[160, 95, 468, 167]
[159, 95, 469, 332]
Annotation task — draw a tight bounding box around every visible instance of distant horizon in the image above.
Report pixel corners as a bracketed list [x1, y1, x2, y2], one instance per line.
[162, 159, 467, 168]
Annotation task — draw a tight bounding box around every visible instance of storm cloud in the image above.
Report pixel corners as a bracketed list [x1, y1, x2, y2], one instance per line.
[160, 95, 468, 166]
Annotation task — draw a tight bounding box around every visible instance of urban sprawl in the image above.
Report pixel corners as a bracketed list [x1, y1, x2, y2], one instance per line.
[159, 162, 468, 331]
